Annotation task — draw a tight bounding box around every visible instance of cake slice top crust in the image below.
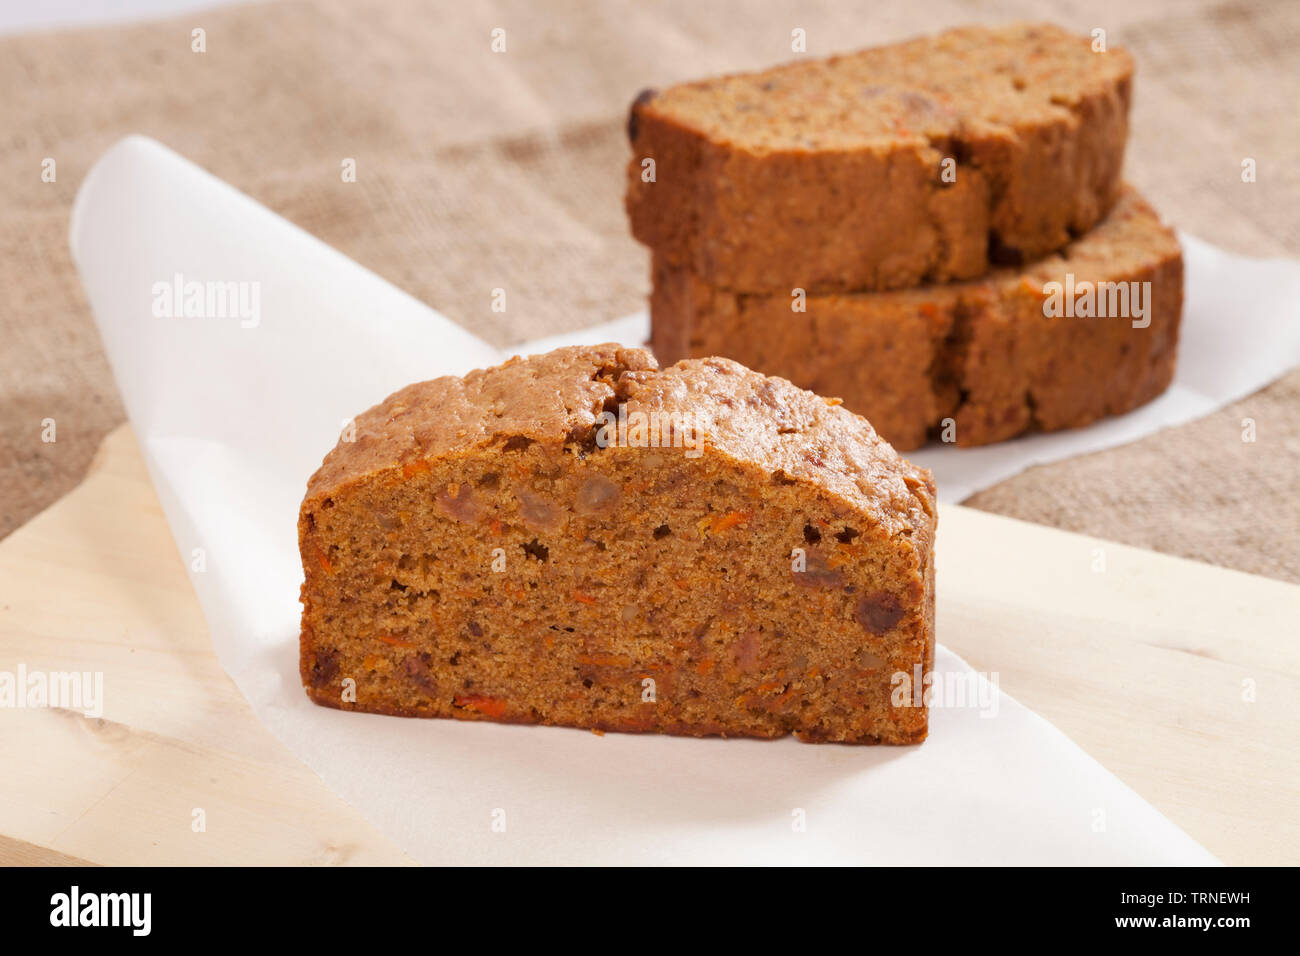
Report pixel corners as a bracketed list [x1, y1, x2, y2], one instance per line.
[635, 22, 1133, 154]
[304, 345, 935, 552]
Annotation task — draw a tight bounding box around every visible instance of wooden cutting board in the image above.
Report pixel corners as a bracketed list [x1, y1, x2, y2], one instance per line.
[1, 426, 1296, 866]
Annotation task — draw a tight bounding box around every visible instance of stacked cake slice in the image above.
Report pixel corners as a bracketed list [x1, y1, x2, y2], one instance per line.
[626, 22, 1184, 450]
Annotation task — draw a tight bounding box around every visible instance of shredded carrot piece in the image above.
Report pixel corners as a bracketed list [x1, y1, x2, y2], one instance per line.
[454, 694, 507, 718]
[376, 634, 416, 648]
[572, 589, 597, 605]
[696, 658, 716, 676]
[490, 518, 503, 535]
[317, 552, 332, 573]
[401, 459, 431, 478]
[770, 689, 797, 708]
[711, 510, 751, 533]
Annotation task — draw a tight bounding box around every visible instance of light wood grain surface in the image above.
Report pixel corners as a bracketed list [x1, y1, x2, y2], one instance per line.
[0, 425, 1295, 865]
[0, 427, 411, 866]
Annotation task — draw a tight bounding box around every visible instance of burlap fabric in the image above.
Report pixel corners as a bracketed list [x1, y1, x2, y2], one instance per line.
[2, 0, 1297, 581]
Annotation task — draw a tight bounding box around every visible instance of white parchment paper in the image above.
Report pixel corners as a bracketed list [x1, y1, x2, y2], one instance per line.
[70, 136, 1231, 865]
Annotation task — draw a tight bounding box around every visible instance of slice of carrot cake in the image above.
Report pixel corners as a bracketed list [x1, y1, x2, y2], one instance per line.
[299, 345, 936, 744]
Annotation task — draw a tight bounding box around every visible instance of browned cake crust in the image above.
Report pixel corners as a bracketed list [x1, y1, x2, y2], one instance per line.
[651, 189, 1183, 450]
[299, 346, 936, 744]
[626, 23, 1133, 294]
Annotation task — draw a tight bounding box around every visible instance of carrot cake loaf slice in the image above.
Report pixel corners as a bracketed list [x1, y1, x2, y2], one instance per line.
[626, 22, 1133, 294]
[299, 345, 936, 744]
[651, 188, 1182, 449]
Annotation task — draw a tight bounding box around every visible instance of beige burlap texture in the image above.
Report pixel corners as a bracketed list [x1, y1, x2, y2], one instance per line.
[1, 0, 1297, 581]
